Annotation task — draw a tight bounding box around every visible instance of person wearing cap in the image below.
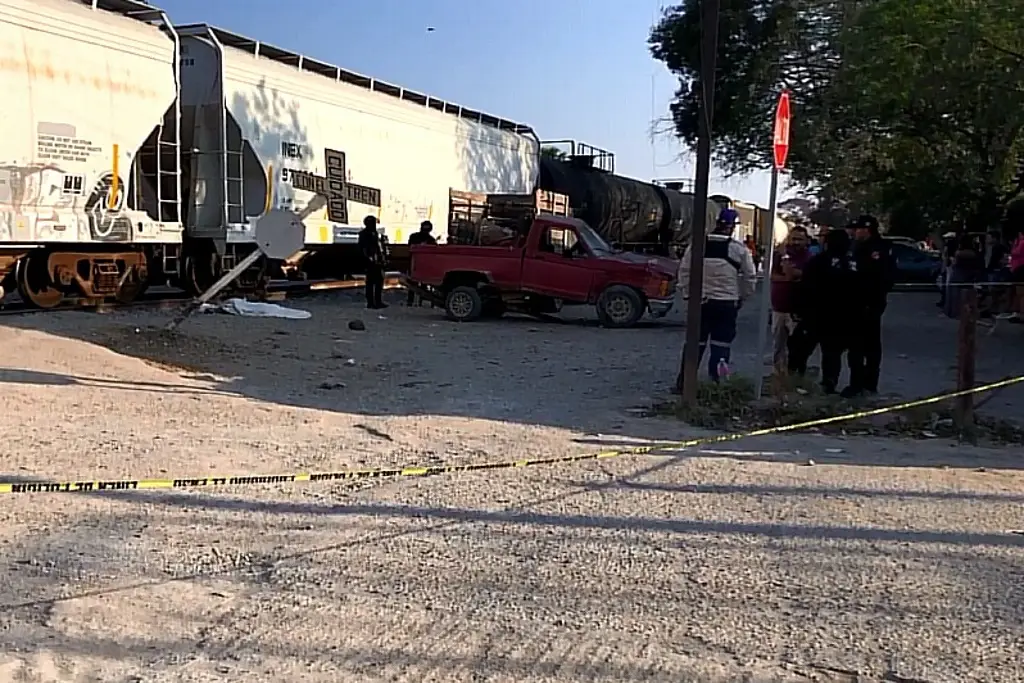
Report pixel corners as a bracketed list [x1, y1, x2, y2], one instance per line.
[844, 214, 894, 397]
[358, 215, 388, 309]
[406, 221, 437, 306]
[673, 207, 757, 391]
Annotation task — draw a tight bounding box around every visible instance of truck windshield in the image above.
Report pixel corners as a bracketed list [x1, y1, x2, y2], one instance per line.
[575, 222, 612, 254]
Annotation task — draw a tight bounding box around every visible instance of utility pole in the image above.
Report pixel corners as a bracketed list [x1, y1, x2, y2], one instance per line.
[677, 0, 720, 403]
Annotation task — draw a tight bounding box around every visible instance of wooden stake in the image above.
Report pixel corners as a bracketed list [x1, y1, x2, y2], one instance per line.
[955, 285, 977, 430]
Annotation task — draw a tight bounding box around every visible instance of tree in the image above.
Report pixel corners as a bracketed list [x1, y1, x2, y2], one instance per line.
[831, 0, 1024, 232]
[807, 197, 850, 229]
[778, 197, 814, 220]
[540, 146, 568, 161]
[650, 0, 1024, 237]
[649, 0, 853, 182]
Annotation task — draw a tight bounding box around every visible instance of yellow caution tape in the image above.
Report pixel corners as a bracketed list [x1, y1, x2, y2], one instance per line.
[2, 375, 1021, 495]
[917, 281, 1018, 288]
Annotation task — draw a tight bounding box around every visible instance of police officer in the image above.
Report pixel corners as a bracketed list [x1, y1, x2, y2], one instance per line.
[406, 221, 437, 306]
[673, 207, 757, 392]
[788, 229, 860, 393]
[358, 215, 387, 309]
[844, 214, 893, 397]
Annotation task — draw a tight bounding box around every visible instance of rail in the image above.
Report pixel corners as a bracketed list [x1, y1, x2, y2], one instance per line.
[0, 276, 404, 316]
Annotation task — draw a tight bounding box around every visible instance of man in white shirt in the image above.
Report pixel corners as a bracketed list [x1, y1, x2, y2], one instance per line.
[673, 207, 758, 392]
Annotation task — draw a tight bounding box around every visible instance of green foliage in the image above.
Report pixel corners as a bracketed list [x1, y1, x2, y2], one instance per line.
[650, 0, 1024, 236]
[649, 0, 849, 181]
[655, 374, 1024, 444]
[657, 375, 757, 429]
[540, 146, 568, 160]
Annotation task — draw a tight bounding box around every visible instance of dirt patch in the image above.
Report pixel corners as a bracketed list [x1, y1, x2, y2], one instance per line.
[88, 326, 245, 373]
[1, 293, 1022, 682]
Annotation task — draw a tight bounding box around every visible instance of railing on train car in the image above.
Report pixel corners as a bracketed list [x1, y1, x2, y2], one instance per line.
[540, 139, 616, 173]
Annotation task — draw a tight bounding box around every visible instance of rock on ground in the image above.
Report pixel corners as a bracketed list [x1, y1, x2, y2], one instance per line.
[0, 289, 1021, 682]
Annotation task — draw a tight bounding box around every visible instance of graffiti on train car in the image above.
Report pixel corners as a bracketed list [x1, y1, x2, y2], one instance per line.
[281, 144, 381, 224]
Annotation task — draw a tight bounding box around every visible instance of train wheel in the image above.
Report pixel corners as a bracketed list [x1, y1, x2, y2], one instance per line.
[255, 266, 271, 299]
[114, 279, 148, 304]
[16, 252, 63, 309]
[114, 260, 150, 304]
[183, 249, 219, 297]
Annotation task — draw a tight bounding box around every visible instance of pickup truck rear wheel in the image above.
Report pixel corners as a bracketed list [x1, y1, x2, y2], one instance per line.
[445, 285, 484, 322]
[597, 285, 644, 328]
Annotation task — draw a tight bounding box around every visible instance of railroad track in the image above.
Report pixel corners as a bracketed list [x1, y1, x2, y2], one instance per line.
[0, 275, 404, 317]
[0, 276, 935, 318]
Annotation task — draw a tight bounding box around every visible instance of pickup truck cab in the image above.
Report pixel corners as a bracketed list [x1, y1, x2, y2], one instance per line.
[407, 214, 677, 328]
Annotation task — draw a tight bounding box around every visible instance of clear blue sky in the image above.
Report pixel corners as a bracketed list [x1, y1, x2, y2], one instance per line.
[157, 0, 777, 206]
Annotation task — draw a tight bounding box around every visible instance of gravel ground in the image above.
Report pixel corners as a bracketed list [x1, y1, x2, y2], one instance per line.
[0, 288, 1022, 682]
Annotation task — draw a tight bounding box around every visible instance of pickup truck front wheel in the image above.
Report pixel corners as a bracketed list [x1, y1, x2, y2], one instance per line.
[597, 285, 644, 328]
[445, 285, 484, 322]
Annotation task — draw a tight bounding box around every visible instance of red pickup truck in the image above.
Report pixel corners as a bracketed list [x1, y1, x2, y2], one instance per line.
[406, 214, 678, 328]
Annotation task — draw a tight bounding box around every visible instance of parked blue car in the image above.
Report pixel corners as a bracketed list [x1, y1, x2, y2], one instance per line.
[888, 241, 942, 284]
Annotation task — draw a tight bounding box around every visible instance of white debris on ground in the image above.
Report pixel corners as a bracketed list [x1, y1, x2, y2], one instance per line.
[199, 298, 312, 319]
[0, 290, 1021, 682]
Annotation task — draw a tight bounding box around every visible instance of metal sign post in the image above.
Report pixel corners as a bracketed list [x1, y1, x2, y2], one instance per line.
[165, 209, 306, 330]
[753, 90, 791, 399]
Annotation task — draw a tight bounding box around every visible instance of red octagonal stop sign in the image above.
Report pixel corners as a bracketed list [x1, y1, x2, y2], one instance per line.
[773, 91, 791, 170]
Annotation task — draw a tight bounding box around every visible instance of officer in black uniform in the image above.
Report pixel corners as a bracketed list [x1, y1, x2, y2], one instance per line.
[406, 221, 437, 306]
[788, 229, 861, 393]
[358, 215, 387, 309]
[843, 214, 893, 397]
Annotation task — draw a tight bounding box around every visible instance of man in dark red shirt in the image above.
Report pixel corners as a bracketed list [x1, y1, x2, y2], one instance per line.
[769, 226, 812, 372]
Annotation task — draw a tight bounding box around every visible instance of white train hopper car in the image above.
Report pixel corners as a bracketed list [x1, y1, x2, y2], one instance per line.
[0, 0, 184, 307]
[174, 23, 539, 290]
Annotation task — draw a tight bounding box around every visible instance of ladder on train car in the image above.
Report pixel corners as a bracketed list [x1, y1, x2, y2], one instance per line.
[127, 5, 184, 277]
[155, 118, 182, 225]
[126, 57, 185, 279]
[222, 118, 246, 228]
[217, 116, 249, 274]
[134, 112, 182, 224]
[124, 8, 183, 228]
